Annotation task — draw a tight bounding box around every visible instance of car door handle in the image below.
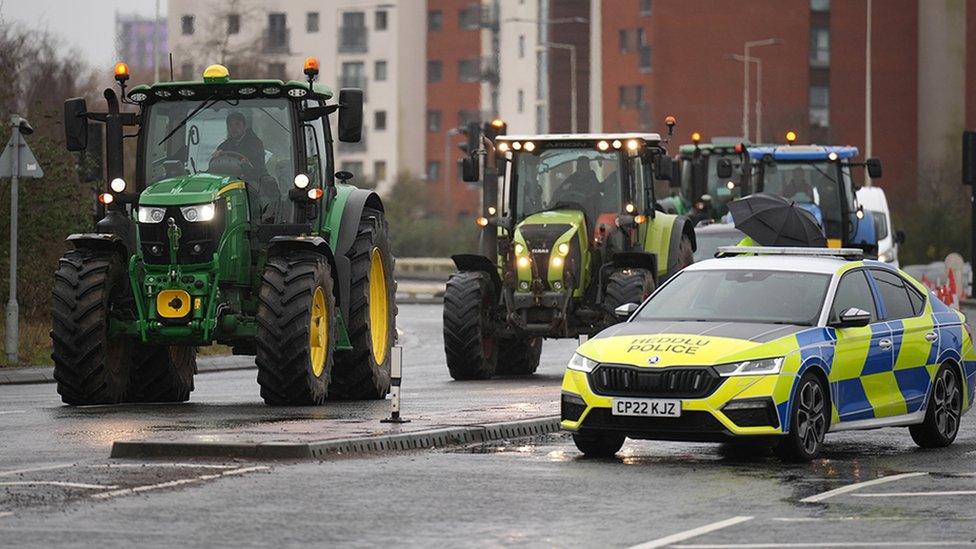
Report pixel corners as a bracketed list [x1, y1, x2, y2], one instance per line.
[924, 331, 938, 343]
[878, 338, 893, 350]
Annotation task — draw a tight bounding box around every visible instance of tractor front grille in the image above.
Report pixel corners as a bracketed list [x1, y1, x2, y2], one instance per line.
[589, 365, 721, 399]
[139, 199, 227, 265]
[518, 223, 574, 291]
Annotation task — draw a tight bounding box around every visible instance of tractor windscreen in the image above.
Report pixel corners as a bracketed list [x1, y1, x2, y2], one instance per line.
[680, 154, 747, 218]
[759, 162, 852, 241]
[514, 148, 623, 222]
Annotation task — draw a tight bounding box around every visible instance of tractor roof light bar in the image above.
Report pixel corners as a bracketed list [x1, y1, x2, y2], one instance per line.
[716, 246, 864, 259]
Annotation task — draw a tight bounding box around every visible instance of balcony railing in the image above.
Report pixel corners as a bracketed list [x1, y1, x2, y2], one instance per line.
[338, 26, 368, 53]
[262, 28, 290, 54]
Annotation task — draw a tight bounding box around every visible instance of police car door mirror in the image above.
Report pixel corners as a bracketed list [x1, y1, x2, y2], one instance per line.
[895, 229, 906, 244]
[64, 97, 89, 152]
[655, 155, 673, 181]
[716, 158, 733, 179]
[335, 171, 354, 183]
[866, 158, 882, 179]
[834, 307, 872, 328]
[461, 156, 479, 182]
[614, 303, 639, 319]
[337, 89, 363, 143]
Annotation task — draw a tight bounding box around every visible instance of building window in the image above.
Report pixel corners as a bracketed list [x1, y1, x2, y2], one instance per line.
[341, 62, 366, 89]
[181, 15, 194, 35]
[427, 60, 443, 83]
[307, 12, 320, 33]
[518, 35, 525, 58]
[619, 30, 630, 53]
[619, 85, 646, 108]
[374, 110, 387, 131]
[427, 111, 442, 132]
[459, 6, 481, 30]
[227, 14, 240, 35]
[426, 161, 441, 181]
[340, 12, 367, 52]
[374, 161, 387, 181]
[180, 63, 193, 80]
[517, 89, 525, 113]
[375, 10, 388, 31]
[267, 13, 287, 50]
[639, 45, 652, 72]
[810, 85, 830, 127]
[428, 10, 443, 32]
[640, 0, 653, 16]
[374, 60, 387, 82]
[341, 161, 364, 176]
[810, 0, 830, 12]
[267, 63, 286, 80]
[458, 59, 481, 82]
[809, 28, 829, 66]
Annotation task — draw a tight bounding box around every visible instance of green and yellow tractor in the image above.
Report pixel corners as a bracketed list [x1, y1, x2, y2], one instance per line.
[443, 123, 696, 379]
[53, 61, 396, 406]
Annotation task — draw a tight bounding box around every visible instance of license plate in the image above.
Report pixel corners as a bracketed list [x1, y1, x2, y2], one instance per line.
[611, 398, 682, 417]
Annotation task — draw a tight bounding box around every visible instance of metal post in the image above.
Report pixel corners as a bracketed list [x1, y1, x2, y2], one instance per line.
[381, 345, 409, 423]
[443, 128, 460, 215]
[153, 0, 161, 82]
[755, 57, 763, 144]
[864, 0, 873, 168]
[742, 45, 750, 142]
[5, 116, 20, 364]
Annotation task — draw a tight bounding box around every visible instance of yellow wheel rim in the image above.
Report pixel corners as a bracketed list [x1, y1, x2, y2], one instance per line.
[309, 287, 328, 377]
[369, 247, 389, 365]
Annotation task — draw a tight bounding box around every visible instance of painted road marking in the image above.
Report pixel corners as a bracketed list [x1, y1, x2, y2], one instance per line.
[799, 472, 928, 503]
[675, 543, 975, 548]
[0, 463, 75, 477]
[0, 481, 118, 490]
[88, 463, 239, 469]
[0, 410, 26, 415]
[91, 466, 269, 500]
[853, 490, 976, 497]
[771, 517, 915, 522]
[0, 512, 12, 518]
[629, 516, 754, 549]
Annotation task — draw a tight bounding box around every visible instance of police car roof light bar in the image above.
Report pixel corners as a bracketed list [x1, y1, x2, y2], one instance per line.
[716, 246, 864, 259]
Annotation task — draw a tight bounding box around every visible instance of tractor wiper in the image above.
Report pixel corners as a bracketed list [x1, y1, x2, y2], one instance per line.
[157, 96, 219, 146]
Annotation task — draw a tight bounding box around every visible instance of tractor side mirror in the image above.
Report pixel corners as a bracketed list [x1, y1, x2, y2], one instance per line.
[669, 158, 682, 188]
[337, 89, 363, 143]
[716, 158, 733, 179]
[614, 303, 639, 319]
[64, 97, 89, 152]
[461, 156, 479, 183]
[895, 229, 906, 245]
[831, 307, 872, 328]
[335, 170, 354, 183]
[866, 158, 882, 179]
[655, 155, 673, 181]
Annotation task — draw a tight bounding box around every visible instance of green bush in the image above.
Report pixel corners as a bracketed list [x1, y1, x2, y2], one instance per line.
[384, 174, 479, 257]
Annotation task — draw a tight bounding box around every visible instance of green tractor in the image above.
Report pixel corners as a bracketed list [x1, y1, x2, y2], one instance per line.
[443, 124, 696, 379]
[53, 61, 396, 406]
[659, 134, 752, 221]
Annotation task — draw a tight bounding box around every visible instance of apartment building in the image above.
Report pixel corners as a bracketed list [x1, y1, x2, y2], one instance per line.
[115, 12, 167, 79]
[165, 0, 425, 194]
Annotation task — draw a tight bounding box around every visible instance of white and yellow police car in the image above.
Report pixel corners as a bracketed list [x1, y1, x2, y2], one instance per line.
[560, 247, 975, 461]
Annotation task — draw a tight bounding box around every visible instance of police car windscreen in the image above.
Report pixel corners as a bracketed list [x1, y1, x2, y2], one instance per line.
[636, 269, 831, 326]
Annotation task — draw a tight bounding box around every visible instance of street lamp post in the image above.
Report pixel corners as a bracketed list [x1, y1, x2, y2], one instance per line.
[728, 54, 764, 143]
[443, 127, 462, 212]
[741, 38, 782, 142]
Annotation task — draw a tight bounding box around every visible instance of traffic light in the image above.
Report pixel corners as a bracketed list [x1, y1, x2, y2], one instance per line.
[484, 119, 507, 141]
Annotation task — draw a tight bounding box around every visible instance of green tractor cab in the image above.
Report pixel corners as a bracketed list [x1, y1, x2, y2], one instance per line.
[54, 61, 396, 406]
[665, 135, 752, 221]
[444, 129, 696, 380]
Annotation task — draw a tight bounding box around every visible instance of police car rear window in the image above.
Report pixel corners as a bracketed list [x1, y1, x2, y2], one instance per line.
[635, 269, 831, 326]
[870, 269, 919, 320]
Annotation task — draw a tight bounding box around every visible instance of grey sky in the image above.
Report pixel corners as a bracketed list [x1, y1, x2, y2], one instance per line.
[1, 0, 165, 69]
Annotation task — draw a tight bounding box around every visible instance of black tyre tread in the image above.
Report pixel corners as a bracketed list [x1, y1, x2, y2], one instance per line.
[669, 234, 695, 277]
[573, 432, 625, 457]
[255, 253, 336, 406]
[330, 207, 396, 400]
[51, 249, 131, 405]
[909, 363, 961, 448]
[443, 272, 496, 380]
[496, 335, 542, 376]
[603, 269, 654, 318]
[127, 345, 197, 403]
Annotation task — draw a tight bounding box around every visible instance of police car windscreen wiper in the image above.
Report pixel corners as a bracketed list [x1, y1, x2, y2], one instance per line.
[157, 96, 219, 146]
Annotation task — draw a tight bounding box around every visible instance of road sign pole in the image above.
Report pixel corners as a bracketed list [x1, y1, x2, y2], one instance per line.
[5, 116, 20, 364]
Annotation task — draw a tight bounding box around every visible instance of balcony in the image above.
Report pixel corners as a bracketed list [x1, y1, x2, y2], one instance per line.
[262, 28, 290, 54]
[338, 26, 368, 53]
[339, 76, 368, 100]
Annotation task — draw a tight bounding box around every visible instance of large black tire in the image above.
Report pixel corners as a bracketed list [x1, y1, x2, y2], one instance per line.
[573, 432, 626, 458]
[775, 372, 829, 462]
[496, 335, 542, 376]
[443, 271, 497, 380]
[910, 363, 963, 448]
[669, 233, 695, 277]
[330, 207, 396, 400]
[603, 268, 655, 320]
[127, 345, 197, 403]
[51, 249, 133, 405]
[255, 253, 337, 405]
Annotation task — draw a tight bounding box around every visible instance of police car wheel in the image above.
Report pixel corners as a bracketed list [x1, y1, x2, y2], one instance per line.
[775, 373, 828, 462]
[573, 432, 625, 458]
[910, 363, 962, 448]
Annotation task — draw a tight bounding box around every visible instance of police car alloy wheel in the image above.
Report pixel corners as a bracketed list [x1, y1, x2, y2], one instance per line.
[775, 373, 828, 462]
[910, 364, 963, 448]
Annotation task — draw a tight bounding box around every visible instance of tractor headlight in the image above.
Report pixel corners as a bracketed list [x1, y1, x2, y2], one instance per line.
[516, 256, 530, 269]
[137, 206, 166, 223]
[514, 243, 525, 255]
[556, 242, 570, 255]
[110, 178, 127, 193]
[294, 174, 310, 189]
[713, 357, 783, 377]
[180, 202, 216, 223]
[567, 352, 597, 373]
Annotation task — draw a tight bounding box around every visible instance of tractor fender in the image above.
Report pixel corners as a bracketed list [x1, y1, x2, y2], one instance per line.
[66, 233, 128, 259]
[333, 188, 384, 321]
[267, 235, 339, 301]
[611, 251, 657, 274]
[451, 253, 502, 297]
[666, 215, 697, 276]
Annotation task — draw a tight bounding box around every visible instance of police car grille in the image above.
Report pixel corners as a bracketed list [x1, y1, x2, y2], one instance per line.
[589, 365, 720, 398]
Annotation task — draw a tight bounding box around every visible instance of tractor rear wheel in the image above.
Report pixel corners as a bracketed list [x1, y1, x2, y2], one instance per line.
[669, 234, 695, 277]
[496, 335, 542, 376]
[330, 207, 396, 400]
[127, 345, 197, 403]
[443, 271, 497, 380]
[51, 249, 132, 405]
[603, 268, 655, 320]
[256, 253, 336, 405]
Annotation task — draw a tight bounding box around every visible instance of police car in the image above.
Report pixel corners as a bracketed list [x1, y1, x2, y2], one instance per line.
[560, 247, 975, 461]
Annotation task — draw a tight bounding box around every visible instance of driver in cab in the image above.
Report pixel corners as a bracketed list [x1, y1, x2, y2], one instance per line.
[212, 112, 266, 181]
[556, 156, 600, 201]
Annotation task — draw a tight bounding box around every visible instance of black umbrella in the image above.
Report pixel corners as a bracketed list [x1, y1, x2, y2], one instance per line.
[727, 193, 827, 247]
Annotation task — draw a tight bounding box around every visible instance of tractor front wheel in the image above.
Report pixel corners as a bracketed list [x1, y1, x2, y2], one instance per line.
[603, 268, 655, 321]
[51, 249, 132, 406]
[127, 345, 197, 403]
[443, 271, 497, 380]
[496, 335, 542, 376]
[255, 253, 336, 405]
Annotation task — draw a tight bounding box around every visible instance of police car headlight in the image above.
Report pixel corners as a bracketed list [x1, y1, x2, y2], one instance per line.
[714, 357, 783, 377]
[137, 206, 166, 223]
[567, 352, 597, 373]
[180, 202, 216, 223]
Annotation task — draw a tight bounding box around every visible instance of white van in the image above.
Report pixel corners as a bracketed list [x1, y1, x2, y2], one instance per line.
[856, 186, 904, 267]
